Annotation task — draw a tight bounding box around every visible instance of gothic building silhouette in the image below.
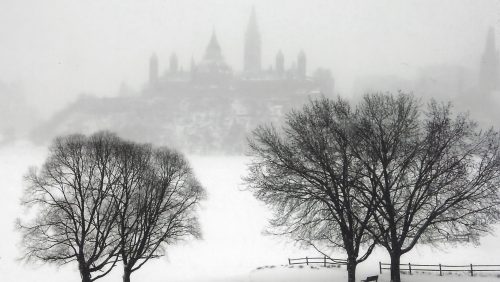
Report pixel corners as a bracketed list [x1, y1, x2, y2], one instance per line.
[33, 19, 500, 153]
[144, 8, 334, 101]
[33, 8, 335, 154]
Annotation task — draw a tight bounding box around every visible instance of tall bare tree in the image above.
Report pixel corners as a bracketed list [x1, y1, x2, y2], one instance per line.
[246, 97, 377, 282]
[116, 145, 205, 282]
[19, 133, 205, 282]
[18, 132, 123, 282]
[353, 93, 500, 282]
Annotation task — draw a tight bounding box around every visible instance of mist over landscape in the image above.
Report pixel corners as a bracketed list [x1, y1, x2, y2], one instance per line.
[1, 0, 500, 147]
[1, 1, 500, 282]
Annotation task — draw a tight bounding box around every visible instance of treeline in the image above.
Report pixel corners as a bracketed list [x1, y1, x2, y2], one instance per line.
[17, 132, 205, 282]
[245, 93, 500, 282]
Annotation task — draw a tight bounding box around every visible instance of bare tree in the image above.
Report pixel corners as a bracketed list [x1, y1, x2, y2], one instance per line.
[353, 93, 500, 282]
[246, 97, 377, 282]
[18, 132, 123, 282]
[115, 145, 205, 282]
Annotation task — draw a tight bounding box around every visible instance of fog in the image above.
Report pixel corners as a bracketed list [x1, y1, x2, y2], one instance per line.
[0, 0, 498, 115]
[1, 1, 500, 282]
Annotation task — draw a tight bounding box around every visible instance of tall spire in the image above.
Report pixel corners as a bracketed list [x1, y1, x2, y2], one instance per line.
[190, 56, 196, 72]
[485, 27, 496, 53]
[149, 53, 159, 85]
[276, 50, 284, 76]
[479, 27, 499, 94]
[204, 29, 223, 62]
[297, 50, 306, 79]
[169, 53, 179, 73]
[244, 6, 262, 74]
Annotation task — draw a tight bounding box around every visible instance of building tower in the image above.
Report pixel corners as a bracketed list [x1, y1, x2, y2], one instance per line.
[169, 53, 179, 73]
[190, 57, 196, 71]
[297, 50, 307, 79]
[204, 30, 224, 62]
[244, 7, 262, 75]
[479, 27, 499, 94]
[149, 53, 159, 85]
[195, 29, 231, 83]
[276, 50, 284, 76]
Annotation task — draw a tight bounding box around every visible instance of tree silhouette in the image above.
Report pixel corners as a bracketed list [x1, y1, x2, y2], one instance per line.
[353, 93, 500, 282]
[18, 132, 205, 282]
[246, 97, 377, 282]
[115, 143, 205, 282]
[18, 132, 122, 282]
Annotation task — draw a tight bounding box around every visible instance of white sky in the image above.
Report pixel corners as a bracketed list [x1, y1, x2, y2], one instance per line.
[0, 0, 499, 115]
[1, 2, 500, 281]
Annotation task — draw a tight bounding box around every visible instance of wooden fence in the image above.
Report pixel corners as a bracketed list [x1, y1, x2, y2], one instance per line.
[289, 257, 500, 276]
[379, 262, 500, 276]
[288, 256, 347, 267]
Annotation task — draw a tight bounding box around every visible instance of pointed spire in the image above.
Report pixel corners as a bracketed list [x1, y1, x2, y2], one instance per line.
[248, 6, 258, 33]
[190, 56, 196, 72]
[297, 49, 307, 79]
[244, 6, 262, 74]
[276, 50, 284, 75]
[209, 28, 220, 50]
[485, 26, 496, 54]
[204, 28, 223, 61]
[479, 26, 499, 94]
[149, 52, 159, 85]
[169, 52, 179, 73]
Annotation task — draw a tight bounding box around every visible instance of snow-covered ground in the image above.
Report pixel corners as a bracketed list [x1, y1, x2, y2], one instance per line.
[1, 142, 500, 282]
[249, 265, 500, 282]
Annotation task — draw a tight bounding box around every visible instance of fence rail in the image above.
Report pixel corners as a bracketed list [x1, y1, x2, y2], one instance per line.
[288, 256, 347, 267]
[379, 262, 500, 276]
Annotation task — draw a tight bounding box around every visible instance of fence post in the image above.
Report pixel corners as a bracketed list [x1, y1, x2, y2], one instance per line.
[288, 258, 291, 265]
[324, 256, 326, 267]
[379, 262, 382, 274]
[409, 263, 412, 275]
[470, 264, 473, 277]
[306, 257, 309, 265]
[439, 264, 442, 276]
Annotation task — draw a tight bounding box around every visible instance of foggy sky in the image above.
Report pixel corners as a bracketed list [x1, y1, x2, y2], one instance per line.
[0, 0, 499, 116]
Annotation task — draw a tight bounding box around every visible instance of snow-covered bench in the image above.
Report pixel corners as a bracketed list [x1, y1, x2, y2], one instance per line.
[361, 275, 378, 282]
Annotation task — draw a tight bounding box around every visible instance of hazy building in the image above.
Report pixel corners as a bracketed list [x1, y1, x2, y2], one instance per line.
[297, 50, 306, 79]
[169, 53, 179, 73]
[192, 30, 232, 84]
[275, 50, 285, 77]
[149, 53, 159, 86]
[36, 8, 335, 154]
[243, 6, 262, 76]
[415, 64, 474, 101]
[478, 27, 499, 95]
[145, 8, 333, 98]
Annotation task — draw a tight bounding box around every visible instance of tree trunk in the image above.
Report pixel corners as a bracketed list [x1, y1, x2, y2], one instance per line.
[346, 257, 357, 282]
[79, 262, 92, 282]
[390, 251, 401, 282]
[123, 267, 132, 282]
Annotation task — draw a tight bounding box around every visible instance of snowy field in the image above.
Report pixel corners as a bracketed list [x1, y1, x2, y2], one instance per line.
[1, 142, 500, 282]
[249, 265, 500, 282]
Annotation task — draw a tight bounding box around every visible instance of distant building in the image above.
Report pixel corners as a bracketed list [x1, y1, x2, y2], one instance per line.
[244, 7, 262, 76]
[478, 27, 499, 95]
[415, 64, 474, 100]
[149, 53, 159, 86]
[33, 8, 336, 154]
[144, 8, 334, 102]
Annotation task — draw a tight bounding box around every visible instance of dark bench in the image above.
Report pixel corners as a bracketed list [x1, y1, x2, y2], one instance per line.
[361, 275, 378, 282]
